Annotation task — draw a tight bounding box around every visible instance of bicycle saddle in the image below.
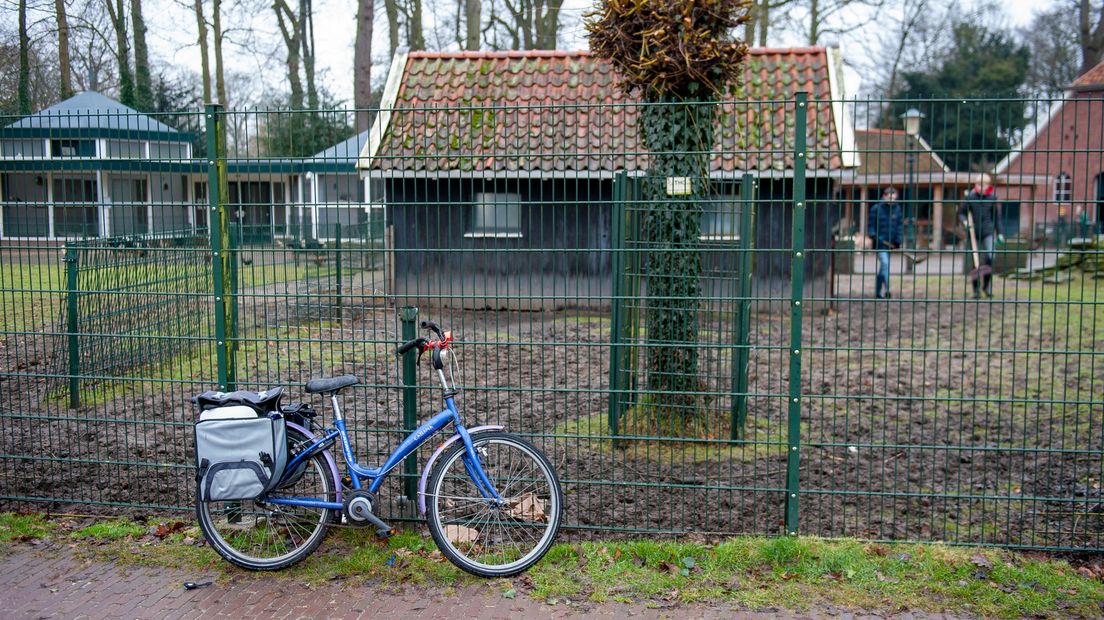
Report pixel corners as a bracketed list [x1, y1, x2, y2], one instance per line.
[305, 375, 359, 394]
[193, 386, 284, 412]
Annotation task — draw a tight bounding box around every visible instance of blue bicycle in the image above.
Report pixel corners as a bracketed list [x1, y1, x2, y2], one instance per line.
[194, 320, 563, 577]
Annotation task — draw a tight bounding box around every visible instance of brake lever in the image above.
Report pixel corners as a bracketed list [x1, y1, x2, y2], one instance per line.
[417, 348, 425, 366]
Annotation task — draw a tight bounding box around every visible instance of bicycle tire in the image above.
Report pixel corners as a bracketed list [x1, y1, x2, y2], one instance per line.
[425, 432, 562, 577]
[196, 427, 333, 570]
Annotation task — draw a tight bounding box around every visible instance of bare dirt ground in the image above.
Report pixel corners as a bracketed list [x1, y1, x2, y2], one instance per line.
[1, 255, 1101, 551]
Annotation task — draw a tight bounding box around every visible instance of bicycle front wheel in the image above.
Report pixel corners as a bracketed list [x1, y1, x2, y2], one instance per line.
[425, 432, 562, 577]
[196, 428, 334, 570]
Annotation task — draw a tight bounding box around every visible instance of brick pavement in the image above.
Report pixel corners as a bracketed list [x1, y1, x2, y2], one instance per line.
[0, 544, 965, 619]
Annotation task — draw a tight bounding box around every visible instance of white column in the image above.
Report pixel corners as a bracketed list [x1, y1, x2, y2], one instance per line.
[97, 170, 110, 238]
[46, 172, 55, 239]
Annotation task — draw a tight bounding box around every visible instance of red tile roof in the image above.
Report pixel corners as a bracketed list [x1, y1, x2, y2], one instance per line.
[852, 129, 948, 175]
[1071, 59, 1104, 91]
[363, 48, 848, 174]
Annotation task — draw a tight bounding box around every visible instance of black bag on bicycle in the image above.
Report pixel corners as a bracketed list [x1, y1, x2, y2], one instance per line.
[194, 404, 288, 501]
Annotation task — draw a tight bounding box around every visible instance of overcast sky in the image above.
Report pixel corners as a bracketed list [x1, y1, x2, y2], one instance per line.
[21, 0, 1059, 106]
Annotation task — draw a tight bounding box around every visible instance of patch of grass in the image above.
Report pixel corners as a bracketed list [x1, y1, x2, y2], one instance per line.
[0, 263, 64, 333]
[72, 519, 147, 541]
[0, 512, 55, 542]
[3, 513, 1101, 617]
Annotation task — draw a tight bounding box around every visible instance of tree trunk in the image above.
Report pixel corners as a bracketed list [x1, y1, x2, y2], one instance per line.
[194, 0, 212, 103]
[638, 100, 712, 432]
[18, 0, 31, 114]
[465, 0, 481, 50]
[807, 0, 819, 45]
[355, 0, 374, 131]
[408, 0, 426, 50]
[385, 0, 400, 58]
[757, 0, 768, 46]
[55, 0, 73, 100]
[105, 0, 135, 107]
[534, 0, 562, 49]
[1079, 0, 1104, 76]
[274, 0, 304, 109]
[131, 0, 152, 110]
[212, 0, 228, 107]
[301, 0, 319, 110]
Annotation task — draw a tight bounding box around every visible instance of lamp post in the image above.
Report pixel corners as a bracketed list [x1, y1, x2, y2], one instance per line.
[899, 108, 925, 254]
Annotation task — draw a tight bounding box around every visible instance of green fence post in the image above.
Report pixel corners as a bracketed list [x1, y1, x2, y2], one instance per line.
[65, 243, 80, 409]
[206, 104, 234, 391]
[784, 92, 809, 536]
[731, 173, 756, 440]
[608, 172, 627, 438]
[400, 306, 419, 501]
[334, 223, 343, 314]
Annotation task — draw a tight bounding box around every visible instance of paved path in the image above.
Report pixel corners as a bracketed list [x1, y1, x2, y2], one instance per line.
[1, 545, 964, 619]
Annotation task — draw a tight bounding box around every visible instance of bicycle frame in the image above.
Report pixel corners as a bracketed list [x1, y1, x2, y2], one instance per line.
[264, 394, 503, 512]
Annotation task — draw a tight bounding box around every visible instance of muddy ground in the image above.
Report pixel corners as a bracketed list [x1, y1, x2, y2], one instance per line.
[1, 257, 1101, 550]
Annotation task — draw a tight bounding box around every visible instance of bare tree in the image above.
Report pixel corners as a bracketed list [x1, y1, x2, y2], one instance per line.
[212, 0, 227, 106]
[130, 0, 151, 109]
[193, 0, 212, 102]
[103, 0, 134, 106]
[384, 0, 400, 57]
[19, 0, 32, 114]
[1079, 0, 1104, 75]
[1022, 6, 1081, 97]
[55, 0, 74, 99]
[354, 0, 373, 130]
[273, 0, 305, 107]
[300, 0, 318, 109]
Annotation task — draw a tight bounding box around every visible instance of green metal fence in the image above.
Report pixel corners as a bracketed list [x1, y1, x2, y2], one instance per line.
[0, 95, 1101, 551]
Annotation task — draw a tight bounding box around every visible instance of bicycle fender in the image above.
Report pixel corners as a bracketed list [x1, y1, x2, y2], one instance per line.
[286, 421, 343, 504]
[418, 425, 504, 515]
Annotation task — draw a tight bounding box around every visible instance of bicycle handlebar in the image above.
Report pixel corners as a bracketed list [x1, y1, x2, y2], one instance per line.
[396, 337, 428, 355]
[421, 320, 444, 339]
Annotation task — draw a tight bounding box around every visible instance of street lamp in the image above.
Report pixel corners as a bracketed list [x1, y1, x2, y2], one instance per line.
[899, 108, 925, 252]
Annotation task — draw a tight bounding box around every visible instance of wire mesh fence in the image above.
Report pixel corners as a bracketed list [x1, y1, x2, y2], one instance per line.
[0, 86, 1101, 550]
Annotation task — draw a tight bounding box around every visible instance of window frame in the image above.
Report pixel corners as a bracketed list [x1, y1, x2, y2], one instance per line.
[699, 191, 741, 241]
[465, 191, 523, 239]
[1054, 172, 1072, 203]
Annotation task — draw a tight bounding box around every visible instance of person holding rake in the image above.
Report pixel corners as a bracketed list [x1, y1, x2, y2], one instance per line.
[959, 173, 1002, 299]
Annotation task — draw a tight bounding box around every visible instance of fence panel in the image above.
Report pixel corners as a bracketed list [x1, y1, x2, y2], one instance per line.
[0, 94, 1101, 550]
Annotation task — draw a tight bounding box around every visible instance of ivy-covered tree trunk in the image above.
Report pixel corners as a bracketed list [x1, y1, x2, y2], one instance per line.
[640, 100, 715, 430]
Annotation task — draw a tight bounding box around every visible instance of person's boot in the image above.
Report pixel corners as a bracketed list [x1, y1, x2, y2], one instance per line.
[875, 275, 885, 299]
[983, 274, 993, 298]
[972, 280, 981, 299]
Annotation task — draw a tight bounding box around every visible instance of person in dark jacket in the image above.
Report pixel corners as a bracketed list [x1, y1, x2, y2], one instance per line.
[959, 174, 1002, 298]
[868, 187, 904, 299]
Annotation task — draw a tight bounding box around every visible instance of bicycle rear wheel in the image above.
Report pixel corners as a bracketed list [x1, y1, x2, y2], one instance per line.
[196, 428, 333, 570]
[425, 432, 562, 577]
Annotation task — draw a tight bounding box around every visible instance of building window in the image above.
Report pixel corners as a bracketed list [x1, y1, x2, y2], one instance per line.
[1054, 172, 1072, 203]
[1, 139, 45, 158]
[50, 139, 96, 158]
[149, 142, 189, 160]
[110, 177, 148, 202]
[53, 176, 98, 202]
[700, 193, 740, 240]
[466, 192, 522, 238]
[105, 140, 144, 158]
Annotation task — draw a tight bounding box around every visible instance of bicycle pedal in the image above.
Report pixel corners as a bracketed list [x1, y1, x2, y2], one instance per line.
[376, 528, 398, 539]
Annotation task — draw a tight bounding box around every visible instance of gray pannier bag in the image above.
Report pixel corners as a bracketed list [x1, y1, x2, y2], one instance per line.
[195, 406, 288, 501]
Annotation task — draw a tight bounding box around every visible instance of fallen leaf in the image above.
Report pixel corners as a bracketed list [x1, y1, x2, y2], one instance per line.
[153, 521, 187, 538]
[970, 554, 993, 570]
[506, 493, 546, 521]
[658, 561, 681, 575]
[443, 525, 479, 545]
